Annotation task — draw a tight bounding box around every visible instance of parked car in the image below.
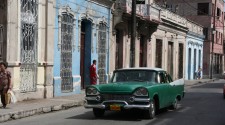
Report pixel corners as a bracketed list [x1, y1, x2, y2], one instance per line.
[84, 68, 185, 119]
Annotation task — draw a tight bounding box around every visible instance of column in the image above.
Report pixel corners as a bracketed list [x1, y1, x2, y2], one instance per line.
[44, 0, 55, 98]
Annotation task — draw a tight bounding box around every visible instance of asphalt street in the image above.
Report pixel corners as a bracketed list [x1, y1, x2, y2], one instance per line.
[2, 79, 225, 125]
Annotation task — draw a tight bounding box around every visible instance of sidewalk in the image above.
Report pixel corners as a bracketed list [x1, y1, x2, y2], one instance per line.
[0, 91, 86, 123]
[0, 78, 219, 123]
[184, 78, 219, 86]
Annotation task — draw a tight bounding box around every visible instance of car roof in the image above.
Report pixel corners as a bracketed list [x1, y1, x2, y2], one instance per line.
[114, 67, 165, 72]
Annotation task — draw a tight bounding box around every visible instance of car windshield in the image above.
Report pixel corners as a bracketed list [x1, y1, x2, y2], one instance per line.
[111, 70, 158, 83]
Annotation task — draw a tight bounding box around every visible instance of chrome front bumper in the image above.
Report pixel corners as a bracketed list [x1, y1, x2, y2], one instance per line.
[84, 98, 151, 110]
[84, 103, 151, 110]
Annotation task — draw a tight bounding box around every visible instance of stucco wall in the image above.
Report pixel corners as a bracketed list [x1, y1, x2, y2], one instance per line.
[185, 34, 204, 80]
[53, 0, 111, 96]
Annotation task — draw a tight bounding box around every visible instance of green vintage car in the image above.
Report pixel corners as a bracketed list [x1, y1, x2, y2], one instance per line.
[84, 68, 185, 119]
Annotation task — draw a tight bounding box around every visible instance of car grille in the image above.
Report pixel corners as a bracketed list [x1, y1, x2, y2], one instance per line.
[101, 94, 131, 102]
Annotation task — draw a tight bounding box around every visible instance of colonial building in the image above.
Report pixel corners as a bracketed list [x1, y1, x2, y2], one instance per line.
[110, 0, 205, 80]
[110, 0, 186, 80]
[0, 0, 55, 101]
[186, 20, 204, 80]
[156, 0, 224, 78]
[53, 0, 113, 96]
[150, 5, 187, 80]
[109, 0, 161, 74]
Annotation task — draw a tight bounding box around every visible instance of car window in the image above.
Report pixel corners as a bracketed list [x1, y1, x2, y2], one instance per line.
[167, 74, 173, 82]
[158, 72, 166, 83]
[164, 72, 170, 83]
[111, 70, 158, 83]
[164, 72, 173, 82]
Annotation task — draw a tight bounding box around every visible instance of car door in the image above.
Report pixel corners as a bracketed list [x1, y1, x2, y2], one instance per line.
[164, 72, 175, 104]
[158, 72, 171, 108]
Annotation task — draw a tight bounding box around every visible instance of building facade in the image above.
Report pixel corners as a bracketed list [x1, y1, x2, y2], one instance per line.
[0, 0, 55, 101]
[53, 0, 112, 96]
[109, 0, 161, 74]
[110, 0, 205, 80]
[186, 20, 204, 80]
[156, 0, 224, 78]
[151, 6, 187, 80]
[110, 1, 188, 80]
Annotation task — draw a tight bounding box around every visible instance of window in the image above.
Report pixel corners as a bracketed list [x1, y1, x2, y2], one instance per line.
[217, 8, 221, 17]
[203, 28, 208, 40]
[197, 3, 209, 15]
[137, 0, 145, 4]
[20, 0, 38, 92]
[165, 73, 173, 83]
[98, 23, 107, 84]
[166, 4, 173, 11]
[159, 72, 166, 83]
[60, 13, 74, 92]
[111, 70, 157, 83]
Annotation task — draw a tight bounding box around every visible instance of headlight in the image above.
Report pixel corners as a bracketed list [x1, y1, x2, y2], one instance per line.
[133, 88, 148, 96]
[86, 87, 100, 95]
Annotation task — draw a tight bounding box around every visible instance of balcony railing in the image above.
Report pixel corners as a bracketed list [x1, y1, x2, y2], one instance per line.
[115, 0, 160, 23]
[142, 4, 160, 22]
[116, 0, 132, 14]
[160, 8, 187, 27]
[187, 19, 204, 36]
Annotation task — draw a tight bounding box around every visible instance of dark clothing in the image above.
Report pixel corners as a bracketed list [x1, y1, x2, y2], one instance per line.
[0, 70, 11, 107]
[0, 90, 6, 107]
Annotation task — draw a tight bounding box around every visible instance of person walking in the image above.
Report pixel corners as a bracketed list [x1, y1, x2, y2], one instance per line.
[0, 62, 12, 108]
[90, 60, 98, 85]
[197, 66, 202, 79]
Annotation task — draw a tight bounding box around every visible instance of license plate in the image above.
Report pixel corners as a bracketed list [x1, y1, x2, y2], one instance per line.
[110, 105, 121, 111]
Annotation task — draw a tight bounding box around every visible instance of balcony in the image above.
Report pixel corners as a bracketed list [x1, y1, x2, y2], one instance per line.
[142, 4, 161, 23]
[116, 0, 132, 14]
[115, 1, 160, 23]
[160, 8, 187, 27]
[136, 4, 145, 17]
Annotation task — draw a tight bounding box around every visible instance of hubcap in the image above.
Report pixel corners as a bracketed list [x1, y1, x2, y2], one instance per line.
[151, 102, 155, 115]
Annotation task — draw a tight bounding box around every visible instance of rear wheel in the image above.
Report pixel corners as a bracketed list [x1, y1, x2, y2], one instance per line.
[144, 100, 156, 119]
[93, 108, 105, 117]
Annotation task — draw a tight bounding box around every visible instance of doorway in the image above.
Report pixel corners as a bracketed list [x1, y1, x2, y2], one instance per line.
[178, 43, 183, 79]
[168, 42, 174, 78]
[139, 35, 147, 67]
[80, 20, 92, 89]
[115, 29, 123, 69]
[188, 48, 191, 80]
[155, 39, 162, 68]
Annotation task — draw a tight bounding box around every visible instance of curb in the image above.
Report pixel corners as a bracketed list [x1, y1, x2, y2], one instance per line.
[0, 100, 85, 123]
[185, 79, 219, 87]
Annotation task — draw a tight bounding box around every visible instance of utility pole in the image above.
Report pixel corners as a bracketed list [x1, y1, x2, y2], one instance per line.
[130, 0, 136, 67]
[210, 0, 217, 79]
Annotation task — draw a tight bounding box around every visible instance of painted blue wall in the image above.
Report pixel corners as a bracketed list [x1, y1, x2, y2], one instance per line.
[53, 0, 111, 96]
[185, 32, 204, 80]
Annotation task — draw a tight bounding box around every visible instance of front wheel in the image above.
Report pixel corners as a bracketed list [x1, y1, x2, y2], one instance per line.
[144, 100, 156, 119]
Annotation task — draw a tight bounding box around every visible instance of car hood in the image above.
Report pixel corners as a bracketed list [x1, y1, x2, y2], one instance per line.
[94, 82, 154, 94]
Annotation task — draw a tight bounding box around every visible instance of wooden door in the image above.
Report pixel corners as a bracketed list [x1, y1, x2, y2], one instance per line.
[80, 32, 85, 89]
